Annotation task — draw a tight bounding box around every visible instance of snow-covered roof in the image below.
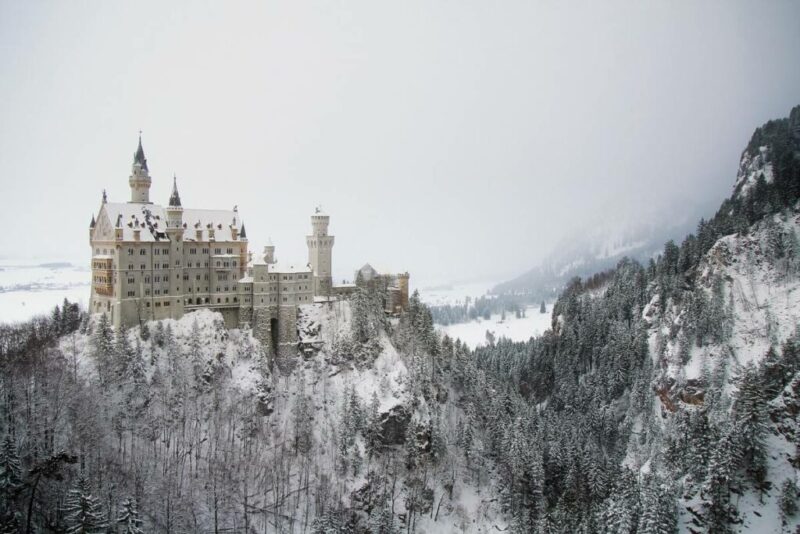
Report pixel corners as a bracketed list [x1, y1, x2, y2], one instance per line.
[270, 262, 311, 274]
[357, 263, 379, 280]
[238, 276, 254, 284]
[96, 202, 241, 242]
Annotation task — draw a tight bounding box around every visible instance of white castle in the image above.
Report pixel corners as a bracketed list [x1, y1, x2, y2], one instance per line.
[89, 136, 344, 357]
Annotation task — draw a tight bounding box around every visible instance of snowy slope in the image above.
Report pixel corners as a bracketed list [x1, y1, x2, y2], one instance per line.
[58, 301, 507, 532]
[640, 209, 800, 533]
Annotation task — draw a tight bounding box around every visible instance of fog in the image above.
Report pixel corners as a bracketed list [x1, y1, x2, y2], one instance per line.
[1, 1, 799, 286]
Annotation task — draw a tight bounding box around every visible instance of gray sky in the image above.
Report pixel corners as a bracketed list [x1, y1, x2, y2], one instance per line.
[1, 1, 799, 286]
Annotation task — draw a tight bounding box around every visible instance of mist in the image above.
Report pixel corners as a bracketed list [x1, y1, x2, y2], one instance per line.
[1, 0, 799, 286]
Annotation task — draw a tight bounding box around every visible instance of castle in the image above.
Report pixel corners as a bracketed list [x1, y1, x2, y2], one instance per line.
[88, 136, 375, 358]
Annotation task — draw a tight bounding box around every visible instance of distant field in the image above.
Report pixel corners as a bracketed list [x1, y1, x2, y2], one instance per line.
[0, 260, 90, 323]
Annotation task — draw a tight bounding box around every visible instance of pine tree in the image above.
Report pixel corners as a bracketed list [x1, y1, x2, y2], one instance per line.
[90, 313, 115, 384]
[115, 324, 134, 381]
[364, 392, 383, 460]
[733, 363, 768, 491]
[540, 301, 547, 314]
[369, 505, 396, 534]
[761, 346, 788, 399]
[701, 430, 739, 534]
[637, 475, 676, 534]
[0, 435, 22, 531]
[117, 497, 144, 534]
[63, 475, 107, 534]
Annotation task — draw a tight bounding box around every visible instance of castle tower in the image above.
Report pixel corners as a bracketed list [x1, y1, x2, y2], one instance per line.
[306, 207, 334, 297]
[165, 175, 185, 318]
[397, 272, 410, 311]
[129, 134, 152, 203]
[264, 238, 275, 264]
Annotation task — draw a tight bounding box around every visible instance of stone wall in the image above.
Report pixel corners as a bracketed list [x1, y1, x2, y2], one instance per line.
[276, 305, 299, 358]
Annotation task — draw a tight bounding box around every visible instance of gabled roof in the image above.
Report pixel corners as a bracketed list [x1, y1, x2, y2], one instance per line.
[98, 202, 240, 242]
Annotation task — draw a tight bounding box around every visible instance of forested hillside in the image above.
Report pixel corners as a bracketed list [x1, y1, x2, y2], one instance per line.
[1, 106, 799, 533]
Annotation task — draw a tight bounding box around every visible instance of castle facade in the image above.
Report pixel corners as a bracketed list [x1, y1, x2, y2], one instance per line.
[89, 137, 337, 357]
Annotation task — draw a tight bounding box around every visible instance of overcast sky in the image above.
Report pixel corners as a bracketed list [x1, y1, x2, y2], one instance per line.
[1, 1, 799, 286]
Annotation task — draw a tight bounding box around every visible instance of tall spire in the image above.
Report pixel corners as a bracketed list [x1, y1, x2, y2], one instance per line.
[168, 174, 182, 207]
[240, 223, 247, 239]
[133, 132, 148, 171]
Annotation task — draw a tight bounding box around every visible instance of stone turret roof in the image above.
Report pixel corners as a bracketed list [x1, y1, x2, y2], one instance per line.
[240, 224, 247, 238]
[90, 215, 96, 228]
[168, 175, 182, 207]
[133, 134, 148, 171]
[357, 263, 379, 281]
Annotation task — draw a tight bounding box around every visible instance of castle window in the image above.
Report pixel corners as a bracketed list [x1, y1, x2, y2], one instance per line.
[140, 249, 146, 255]
[233, 297, 238, 303]
[196, 275, 201, 281]
[128, 264, 134, 270]
[155, 302, 161, 307]
[140, 264, 145, 270]
[202, 248, 209, 254]
[127, 291, 135, 297]
[127, 248, 133, 255]
[145, 276, 150, 283]
[183, 274, 189, 281]
[217, 298, 221, 303]
[226, 248, 233, 254]
[146, 302, 150, 307]
[190, 248, 196, 254]
[225, 297, 229, 303]
[145, 290, 150, 296]
[214, 248, 221, 254]
[127, 278, 134, 284]
[164, 301, 170, 307]
[154, 249, 160, 255]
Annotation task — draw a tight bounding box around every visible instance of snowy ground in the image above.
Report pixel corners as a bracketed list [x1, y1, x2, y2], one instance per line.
[0, 260, 89, 323]
[437, 304, 553, 349]
[417, 279, 496, 307]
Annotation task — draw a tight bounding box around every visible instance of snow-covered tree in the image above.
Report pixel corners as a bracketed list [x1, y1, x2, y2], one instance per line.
[63, 475, 107, 534]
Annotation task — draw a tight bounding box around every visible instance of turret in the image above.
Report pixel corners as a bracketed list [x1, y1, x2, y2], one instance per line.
[165, 175, 184, 319]
[129, 134, 152, 203]
[306, 206, 334, 296]
[264, 238, 275, 264]
[166, 174, 183, 229]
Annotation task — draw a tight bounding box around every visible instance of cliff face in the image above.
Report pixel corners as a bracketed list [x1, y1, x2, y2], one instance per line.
[637, 207, 800, 532]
